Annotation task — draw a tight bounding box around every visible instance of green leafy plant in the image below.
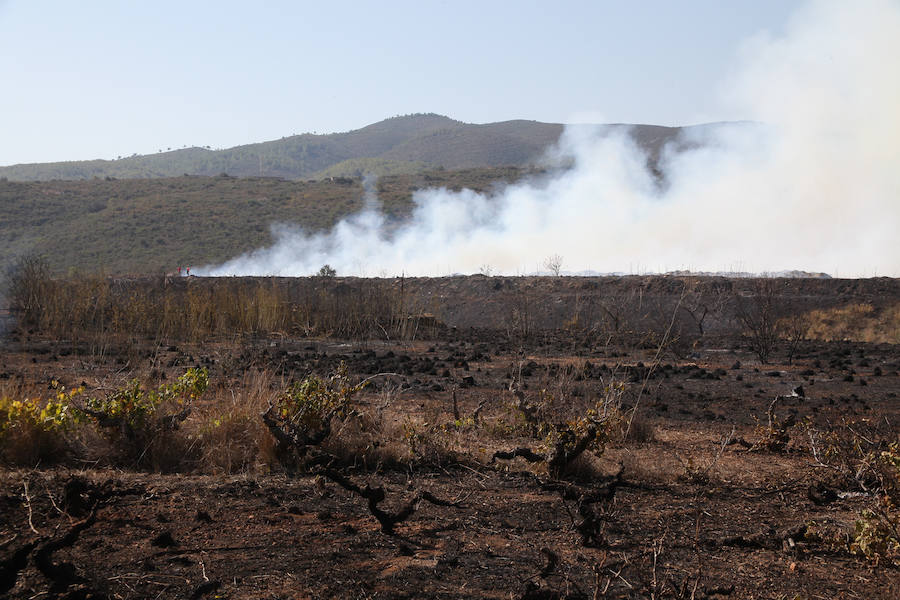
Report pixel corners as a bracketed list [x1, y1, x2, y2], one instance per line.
[77, 368, 208, 469]
[850, 444, 900, 564]
[0, 382, 84, 465]
[0, 384, 82, 433]
[852, 502, 899, 564]
[83, 368, 207, 430]
[262, 364, 368, 465]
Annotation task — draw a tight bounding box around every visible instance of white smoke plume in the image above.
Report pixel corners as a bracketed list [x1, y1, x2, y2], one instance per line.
[200, 1, 900, 278]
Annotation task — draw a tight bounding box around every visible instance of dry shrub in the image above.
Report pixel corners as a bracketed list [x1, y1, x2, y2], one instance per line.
[400, 418, 460, 468]
[198, 411, 266, 474]
[283, 379, 422, 471]
[145, 427, 200, 472]
[80, 415, 197, 472]
[807, 419, 900, 564]
[0, 409, 72, 466]
[808, 419, 900, 501]
[321, 407, 406, 471]
[5, 254, 51, 329]
[621, 413, 656, 445]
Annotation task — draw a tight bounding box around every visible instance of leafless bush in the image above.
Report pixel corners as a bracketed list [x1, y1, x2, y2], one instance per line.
[731, 279, 802, 363]
[6, 254, 52, 329]
[544, 254, 563, 276]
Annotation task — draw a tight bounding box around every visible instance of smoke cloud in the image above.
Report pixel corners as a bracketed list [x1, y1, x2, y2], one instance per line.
[201, 1, 900, 278]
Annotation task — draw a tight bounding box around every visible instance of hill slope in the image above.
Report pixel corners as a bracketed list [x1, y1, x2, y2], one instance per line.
[0, 168, 529, 276]
[0, 114, 684, 181]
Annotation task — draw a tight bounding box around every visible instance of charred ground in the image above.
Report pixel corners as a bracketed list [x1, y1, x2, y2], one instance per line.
[1, 274, 899, 599]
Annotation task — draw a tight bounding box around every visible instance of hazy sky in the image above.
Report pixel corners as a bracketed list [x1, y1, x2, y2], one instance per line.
[0, 0, 801, 166]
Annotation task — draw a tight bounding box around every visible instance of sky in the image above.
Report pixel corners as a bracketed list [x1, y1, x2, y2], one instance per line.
[0, 0, 802, 166]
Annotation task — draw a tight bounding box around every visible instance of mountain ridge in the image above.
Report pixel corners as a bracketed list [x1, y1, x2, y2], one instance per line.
[0, 114, 694, 181]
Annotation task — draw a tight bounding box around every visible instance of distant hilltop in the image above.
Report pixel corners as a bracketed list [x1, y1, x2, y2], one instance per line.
[0, 113, 701, 181]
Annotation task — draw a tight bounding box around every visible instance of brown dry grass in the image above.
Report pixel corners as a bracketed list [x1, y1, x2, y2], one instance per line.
[804, 302, 900, 343]
[194, 370, 277, 474]
[10, 268, 417, 343]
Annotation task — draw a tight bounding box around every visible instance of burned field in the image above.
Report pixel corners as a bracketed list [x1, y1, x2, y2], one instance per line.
[1, 274, 899, 599]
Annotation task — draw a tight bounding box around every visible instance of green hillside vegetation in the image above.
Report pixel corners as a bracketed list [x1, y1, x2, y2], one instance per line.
[0, 167, 528, 276]
[0, 114, 687, 182]
[312, 157, 430, 179]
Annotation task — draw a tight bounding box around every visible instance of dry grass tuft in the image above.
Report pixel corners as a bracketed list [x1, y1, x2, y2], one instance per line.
[196, 371, 276, 474]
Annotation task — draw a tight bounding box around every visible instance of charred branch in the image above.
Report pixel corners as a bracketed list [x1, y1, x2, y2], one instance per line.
[703, 524, 807, 551]
[320, 467, 462, 534]
[259, 377, 461, 534]
[491, 447, 546, 464]
[34, 510, 98, 592]
[471, 400, 487, 425]
[538, 468, 622, 504]
[491, 423, 601, 478]
[158, 406, 192, 430]
[546, 424, 597, 477]
[542, 466, 623, 548]
[261, 403, 338, 451]
[575, 502, 607, 548]
[539, 547, 559, 578]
